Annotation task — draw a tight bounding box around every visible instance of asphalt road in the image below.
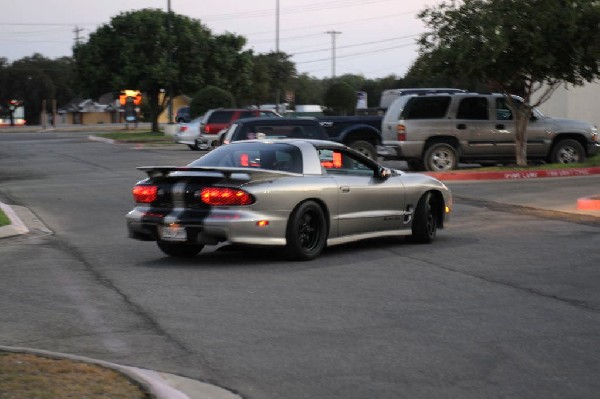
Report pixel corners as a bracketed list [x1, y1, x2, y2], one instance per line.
[1, 131, 599, 399]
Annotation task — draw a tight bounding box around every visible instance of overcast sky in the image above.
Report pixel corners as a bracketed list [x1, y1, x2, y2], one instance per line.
[1, 0, 443, 79]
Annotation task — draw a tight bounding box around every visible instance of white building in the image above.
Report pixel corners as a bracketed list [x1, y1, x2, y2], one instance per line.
[537, 81, 599, 128]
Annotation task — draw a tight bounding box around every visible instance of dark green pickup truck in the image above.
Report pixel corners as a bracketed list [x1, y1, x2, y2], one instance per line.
[316, 115, 383, 160]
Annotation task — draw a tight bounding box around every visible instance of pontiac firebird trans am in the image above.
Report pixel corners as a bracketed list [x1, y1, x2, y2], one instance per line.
[126, 139, 452, 261]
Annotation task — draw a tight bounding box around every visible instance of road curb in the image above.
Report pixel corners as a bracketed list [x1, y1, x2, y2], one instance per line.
[0, 346, 241, 399]
[0, 202, 29, 238]
[424, 166, 600, 181]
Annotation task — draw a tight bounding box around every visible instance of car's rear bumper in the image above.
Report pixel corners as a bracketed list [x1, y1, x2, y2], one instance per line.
[126, 207, 288, 246]
[377, 141, 423, 160]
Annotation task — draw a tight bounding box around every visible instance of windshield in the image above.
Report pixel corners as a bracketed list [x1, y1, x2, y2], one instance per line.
[189, 142, 303, 173]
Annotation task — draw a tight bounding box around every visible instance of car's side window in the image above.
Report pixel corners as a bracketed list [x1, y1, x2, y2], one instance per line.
[319, 149, 373, 176]
[457, 97, 489, 120]
[496, 98, 514, 120]
[402, 97, 451, 119]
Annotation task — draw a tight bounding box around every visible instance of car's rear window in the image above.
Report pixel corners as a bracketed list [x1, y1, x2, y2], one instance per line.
[208, 111, 235, 124]
[189, 143, 303, 173]
[402, 97, 451, 119]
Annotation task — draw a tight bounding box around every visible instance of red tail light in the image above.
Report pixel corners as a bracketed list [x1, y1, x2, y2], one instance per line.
[199, 187, 254, 206]
[180, 125, 188, 132]
[133, 185, 158, 203]
[397, 124, 407, 141]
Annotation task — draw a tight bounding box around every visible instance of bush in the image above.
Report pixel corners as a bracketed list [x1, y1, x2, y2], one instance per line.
[190, 86, 235, 117]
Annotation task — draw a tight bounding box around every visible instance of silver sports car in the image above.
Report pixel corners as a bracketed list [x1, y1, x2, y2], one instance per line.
[126, 139, 452, 260]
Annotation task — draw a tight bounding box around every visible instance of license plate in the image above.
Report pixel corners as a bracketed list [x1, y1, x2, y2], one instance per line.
[159, 225, 187, 241]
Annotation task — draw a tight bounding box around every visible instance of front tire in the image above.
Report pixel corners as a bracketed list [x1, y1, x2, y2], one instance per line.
[410, 192, 437, 243]
[348, 140, 377, 160]
[187, 144, 200, 151]
[157, 241, 204, 258]
[424, 143, 458, 171]
[550, 139, 585, 164]
[285, 201, 327, 261]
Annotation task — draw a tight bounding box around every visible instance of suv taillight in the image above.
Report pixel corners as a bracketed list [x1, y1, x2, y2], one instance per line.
[397, 124, 407, 141]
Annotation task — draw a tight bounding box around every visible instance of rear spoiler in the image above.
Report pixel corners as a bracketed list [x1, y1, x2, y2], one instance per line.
[136, 166, 296, 180]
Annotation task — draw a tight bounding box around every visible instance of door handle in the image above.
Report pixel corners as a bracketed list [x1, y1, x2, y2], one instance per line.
[456, 124, 466, 130]
[340, 186, 350, 193]
[496, 124, 505, 129]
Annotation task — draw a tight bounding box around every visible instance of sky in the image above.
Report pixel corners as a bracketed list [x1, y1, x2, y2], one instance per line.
[1, 0, 443, 80]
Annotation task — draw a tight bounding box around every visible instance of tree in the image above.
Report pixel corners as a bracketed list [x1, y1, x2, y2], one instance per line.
[189, 86, 235, 117]
[0, 54, 76, 125]
[323, 81, 357, 115]
[74, 9, 250, 132]
[291, 73, 325, 106]
[242, 52, 296, 109]
[418, 0, 600, 166]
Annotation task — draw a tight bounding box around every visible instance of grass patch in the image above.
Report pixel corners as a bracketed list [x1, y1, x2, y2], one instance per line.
[0, 352, 150, 399]
[97, 131, 173, 143]
[0, 207, 10, 227]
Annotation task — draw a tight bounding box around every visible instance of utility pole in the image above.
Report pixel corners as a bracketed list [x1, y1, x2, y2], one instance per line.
[325, 30, 341, 79]
[275, 0, 281, 113]
[167, 0, 174, 125]
[73, 26, 84, 46]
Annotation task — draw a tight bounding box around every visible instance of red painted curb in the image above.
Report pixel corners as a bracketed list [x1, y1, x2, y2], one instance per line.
[425, 166, 600, 181]
[577, 196, 600, 211]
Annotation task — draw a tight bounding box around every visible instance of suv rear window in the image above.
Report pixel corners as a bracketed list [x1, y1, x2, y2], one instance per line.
[208, 111, 235, 123]
[402, 97, 451, 119]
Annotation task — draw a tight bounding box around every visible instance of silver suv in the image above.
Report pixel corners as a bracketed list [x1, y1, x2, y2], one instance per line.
[379, 93, 599, 171]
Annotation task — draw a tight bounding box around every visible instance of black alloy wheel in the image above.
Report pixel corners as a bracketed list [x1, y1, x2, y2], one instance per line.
[157, 241, 204, 257]
[410, 192, 437, 243]
[286, 201, 327, 261]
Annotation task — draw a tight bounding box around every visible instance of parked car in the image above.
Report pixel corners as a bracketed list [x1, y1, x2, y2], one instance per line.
[379, 92, 600, 171]
[194, 108, 281, 150]
[173, 116, 203, 150]
[218, 117, 329, 146]
[175, 106, 191, 123]
[126, 139, 452, 260]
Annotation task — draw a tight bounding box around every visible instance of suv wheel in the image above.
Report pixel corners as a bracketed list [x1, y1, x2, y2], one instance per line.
[424, 143, 458, 171]
[348, 140, 377, 160]
[550, 139, 585, 164]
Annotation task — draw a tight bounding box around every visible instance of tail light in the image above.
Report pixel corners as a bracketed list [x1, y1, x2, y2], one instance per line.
[198, 187, 254, 206]
[133, 185, 158, 203]
[179, 125, 188, 132]
[397, 125, 407, 141]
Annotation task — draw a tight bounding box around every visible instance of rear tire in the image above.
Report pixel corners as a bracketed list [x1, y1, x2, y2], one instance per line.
[550, 139, 585, 164]
[285, 201, 327, 261]
[424, 143, 458, 171]
[410, 192, 437, 243]
[157, 241, 204, 258]
[348, 140, 377, 160]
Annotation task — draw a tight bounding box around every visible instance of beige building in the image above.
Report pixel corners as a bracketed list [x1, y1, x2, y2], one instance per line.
[537, 81, 599, 128]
